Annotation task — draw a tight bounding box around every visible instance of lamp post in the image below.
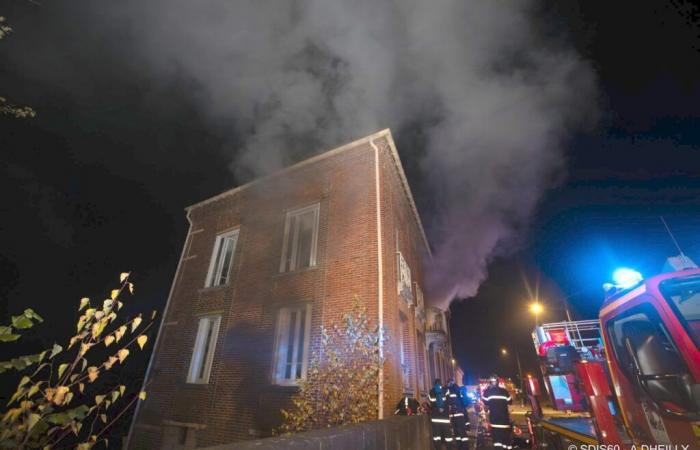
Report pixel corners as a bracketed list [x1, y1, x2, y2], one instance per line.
[501, 347, 525, 404]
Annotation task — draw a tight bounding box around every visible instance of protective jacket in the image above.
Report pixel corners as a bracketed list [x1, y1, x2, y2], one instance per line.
[483, 385, 513, 448]
[428, 386, 452, 447]
[428, 387, 446, 412]
[482, 385, 512, 425]
[446, 383, 469, 446]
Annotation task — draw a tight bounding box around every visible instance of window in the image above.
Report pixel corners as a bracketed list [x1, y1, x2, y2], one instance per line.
[607, 306, 684, 380]
[400, 313, 412, 391]
[660, 275, 700, 348]
[205, 230, 239, 287]
[417, 331, 427, 393]
[607, 305, 696, 413]
[187, 315, 221, 383]
[280, 204, 319, 272]
[273, 305, 312, 385]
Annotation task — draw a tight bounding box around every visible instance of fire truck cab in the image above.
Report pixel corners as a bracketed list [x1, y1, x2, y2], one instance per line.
[528, 267, 700, 447]
[599, 268, 700, 444]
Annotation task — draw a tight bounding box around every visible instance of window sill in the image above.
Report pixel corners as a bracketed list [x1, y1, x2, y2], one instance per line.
[198, 285, 228, 294]
[182, 381, 211, 388]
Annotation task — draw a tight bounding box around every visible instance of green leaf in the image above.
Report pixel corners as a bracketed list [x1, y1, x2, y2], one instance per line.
[7, 387, 25, 405]
[0, 334, 20, 342]
[49, 343, 62, 359]
[58, 363, 69, 379]
[11, 314, 33, 329]
[0, 326, 13, 335]
[18, 376, 31, 388]
[79, 297, 90, 311]
[27, 413, 41, 431]
[24, 309, 43, 322]
[65, 405, 89, 421]
[45, 412, 70, 425]
[27, 383, 41, 399]
[111, 390, 119, 403]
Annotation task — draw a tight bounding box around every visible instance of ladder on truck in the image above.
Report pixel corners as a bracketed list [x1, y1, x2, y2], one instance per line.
[535, 319, 604, 361]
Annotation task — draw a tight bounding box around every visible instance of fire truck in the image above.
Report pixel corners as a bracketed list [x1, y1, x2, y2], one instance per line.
[526, 263, 700, 448]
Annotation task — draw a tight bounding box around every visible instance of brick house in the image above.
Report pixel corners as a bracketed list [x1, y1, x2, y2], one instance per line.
[127, 129, 457, 449]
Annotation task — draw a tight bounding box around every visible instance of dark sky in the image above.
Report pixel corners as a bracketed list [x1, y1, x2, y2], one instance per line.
[451, 1, 700, 383]
[1, 0, 700, 391]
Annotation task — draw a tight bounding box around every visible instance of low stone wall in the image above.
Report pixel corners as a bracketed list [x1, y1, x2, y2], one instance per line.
[200, 415, 432, 450]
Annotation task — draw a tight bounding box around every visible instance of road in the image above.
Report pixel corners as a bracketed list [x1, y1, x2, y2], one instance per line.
[462, 404, 532, 450]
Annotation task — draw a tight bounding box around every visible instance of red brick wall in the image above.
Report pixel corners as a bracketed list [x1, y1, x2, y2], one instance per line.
[373, 136, 431, 409]
[129, 133, 431, 448]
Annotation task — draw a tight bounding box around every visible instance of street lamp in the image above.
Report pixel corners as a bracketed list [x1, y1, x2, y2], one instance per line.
[530, 302, 543, 329]
[500, 346, 524, 401]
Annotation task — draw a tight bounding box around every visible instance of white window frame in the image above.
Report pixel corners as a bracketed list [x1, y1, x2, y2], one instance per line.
[187, 314, 222, 384]
[280, 204, 320, 273]
[272, 304, 312, 386]
[399, 315, 411, 391]
[205, 229, 239, 287]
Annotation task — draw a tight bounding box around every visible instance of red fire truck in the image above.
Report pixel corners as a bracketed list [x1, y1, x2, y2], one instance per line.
[526, 266, 700, 448]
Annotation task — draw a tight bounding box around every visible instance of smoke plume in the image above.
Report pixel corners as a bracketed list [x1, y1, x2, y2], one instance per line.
[5, 0, 598, 308]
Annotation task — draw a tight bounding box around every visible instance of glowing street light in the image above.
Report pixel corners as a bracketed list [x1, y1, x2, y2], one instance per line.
[529, 302, 543, 315]
[500, 348, 508, 356]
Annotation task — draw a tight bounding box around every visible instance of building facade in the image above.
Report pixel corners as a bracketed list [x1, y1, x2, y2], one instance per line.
[128, 129, 456, 449]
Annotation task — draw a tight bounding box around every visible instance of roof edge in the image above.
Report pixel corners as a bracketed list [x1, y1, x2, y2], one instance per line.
[186, 129, 393, 211]
[374, 130, 432, 257]
[185, 128, 432, 256]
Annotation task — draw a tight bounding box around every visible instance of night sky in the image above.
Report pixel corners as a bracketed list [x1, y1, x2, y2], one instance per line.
[2, 0, 700, 394]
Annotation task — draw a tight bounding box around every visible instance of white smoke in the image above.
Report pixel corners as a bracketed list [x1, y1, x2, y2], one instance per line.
[9, 0, 598, 307]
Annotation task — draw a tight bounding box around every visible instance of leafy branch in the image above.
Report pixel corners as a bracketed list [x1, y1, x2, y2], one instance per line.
[0, 273, 157, 449]
[279, 298, 386, 433]
[0, 16, 36, 119]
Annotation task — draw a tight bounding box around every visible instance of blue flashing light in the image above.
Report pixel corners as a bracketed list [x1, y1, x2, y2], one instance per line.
[612, 268, 643, 289]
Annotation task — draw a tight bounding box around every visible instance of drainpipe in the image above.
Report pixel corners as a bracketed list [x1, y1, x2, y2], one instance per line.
[370, 137, 384, 419]
[125, 210, 193, 448]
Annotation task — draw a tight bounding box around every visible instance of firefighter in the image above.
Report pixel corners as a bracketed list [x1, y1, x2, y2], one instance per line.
[482, 374, 513, 449]
[446, 379, 469, 448]
[428, 379, 454, 448]
[458, 385, 472, 437]
[394, 395, 420, 415]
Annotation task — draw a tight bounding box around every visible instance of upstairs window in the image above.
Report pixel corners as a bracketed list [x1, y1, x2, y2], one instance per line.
[187, 315, 221, 384]
[273, 304, 312, 385]
[280, 204, 319, 272]
[205, 230, 239, 287]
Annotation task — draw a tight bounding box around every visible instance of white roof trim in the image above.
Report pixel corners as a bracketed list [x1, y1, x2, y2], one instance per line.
[186, 129, 431, 255]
